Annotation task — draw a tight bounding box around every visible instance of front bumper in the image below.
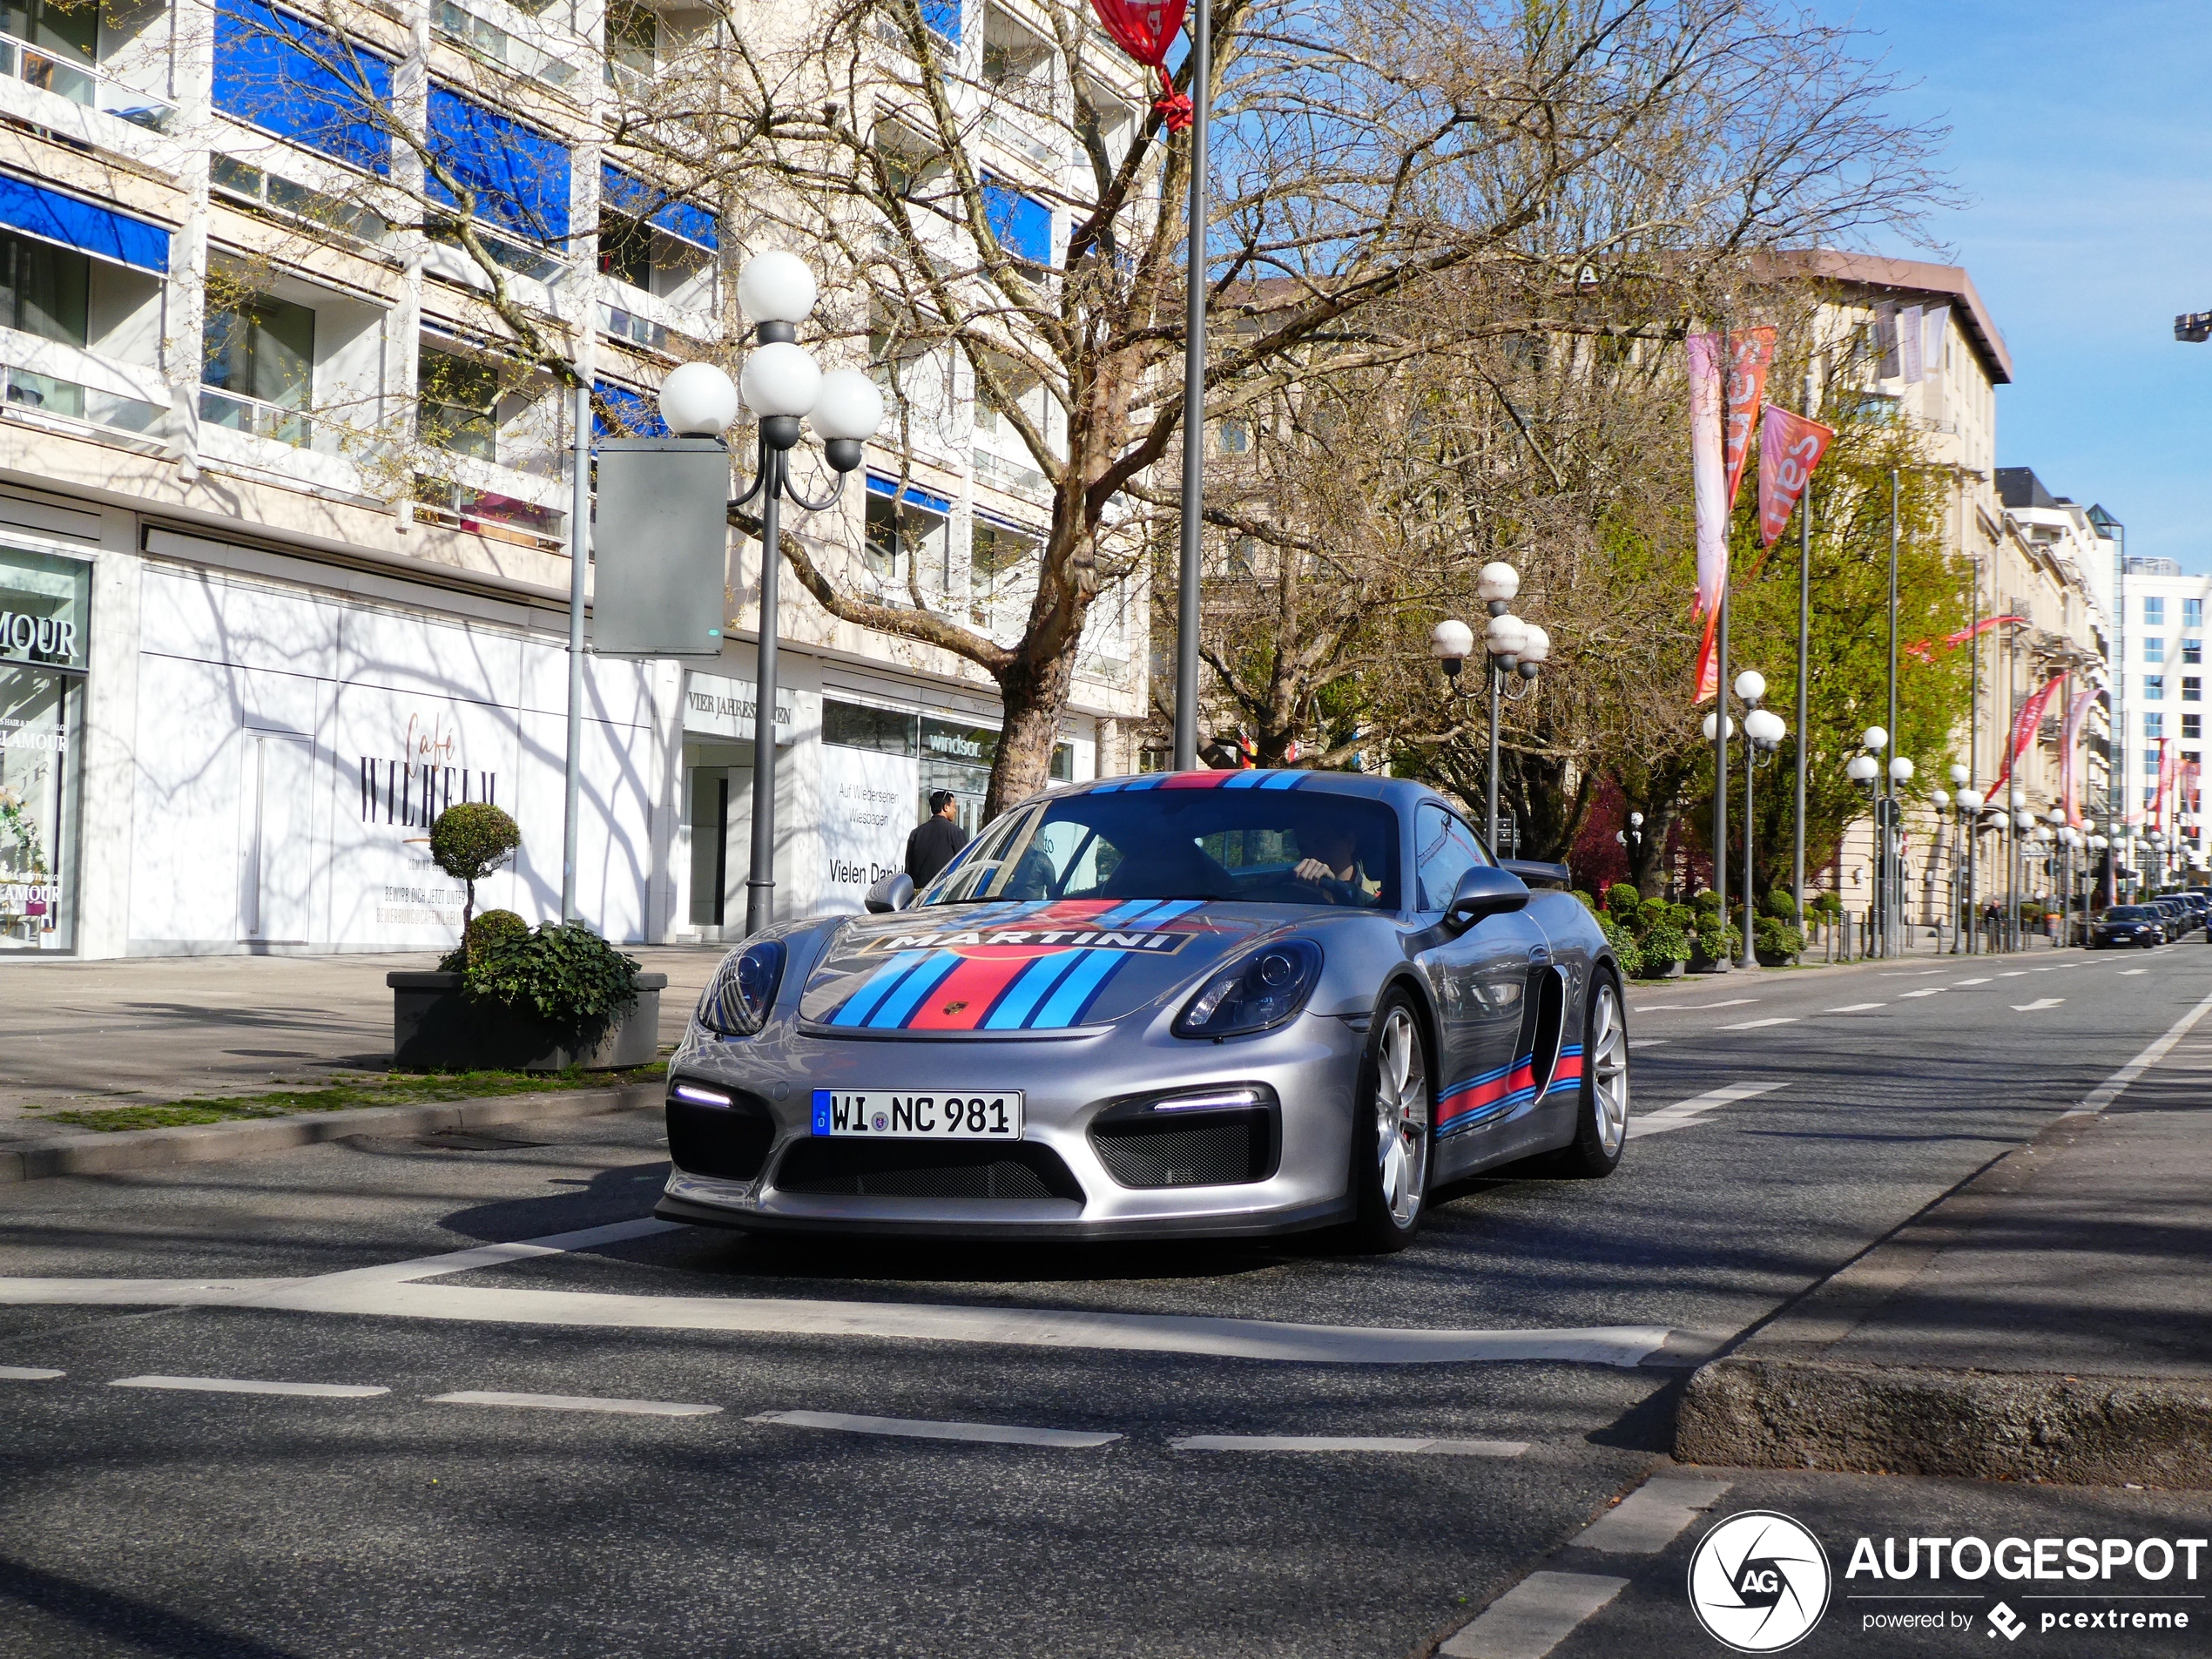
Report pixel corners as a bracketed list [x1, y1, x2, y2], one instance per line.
[656, 1012, 1366, 1239]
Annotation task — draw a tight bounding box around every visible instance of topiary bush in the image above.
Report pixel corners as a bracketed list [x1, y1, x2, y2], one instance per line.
[430, 802, 522, 958]
[436, 908, 528, 974]
[1764, 891, 1800, 921]
[1596, 914, 1644, 979]
[462, 921, 641, 1034]
[1755, 914, 1805, 964]
[1637, 919, 1688, 975]
[1605, 883, 1642, 921]
[1574, 889, 1599, 912]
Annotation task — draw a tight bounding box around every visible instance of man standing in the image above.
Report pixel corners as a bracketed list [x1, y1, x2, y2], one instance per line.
[905, 791, 968, 887]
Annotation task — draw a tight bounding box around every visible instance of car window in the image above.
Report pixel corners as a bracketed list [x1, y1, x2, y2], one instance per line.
[915, 786, 1402, 909]
[1413, 802, 1491, 912]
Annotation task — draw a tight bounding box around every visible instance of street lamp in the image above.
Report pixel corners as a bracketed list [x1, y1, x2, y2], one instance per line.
[660, 252, 886, 935]
[1954, 787, 1985, 951]
[1741, 697, 1787, 969]
[1434, 563, 1543, 853]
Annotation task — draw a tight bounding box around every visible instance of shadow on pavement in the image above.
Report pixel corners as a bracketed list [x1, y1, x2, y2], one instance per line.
[0, 1555, 306, 1659]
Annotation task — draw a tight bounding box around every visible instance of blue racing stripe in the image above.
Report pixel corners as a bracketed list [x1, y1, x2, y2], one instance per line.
[1090, 900, 1161, 928]
[1258, 771, 1305, 790]
[867, 952, 962, 1028]
[983, 953, 1082, 1028]
[829, 951, 927, 1026]
[1140, 899, 1205, 924]
[1222, 771, 1265, 788]
[1028, 948, 1127, 1028]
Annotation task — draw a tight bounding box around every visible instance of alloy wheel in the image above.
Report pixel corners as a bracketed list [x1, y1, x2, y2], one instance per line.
[1373, 1004, 1429, 1227]
[1588, 981, 1630, 1155]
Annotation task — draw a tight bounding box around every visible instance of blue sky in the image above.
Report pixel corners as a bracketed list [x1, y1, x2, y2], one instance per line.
[1838, 1, 2212, 569]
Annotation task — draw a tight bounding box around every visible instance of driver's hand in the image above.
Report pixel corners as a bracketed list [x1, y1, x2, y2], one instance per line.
[1293, 859, 1336, 884]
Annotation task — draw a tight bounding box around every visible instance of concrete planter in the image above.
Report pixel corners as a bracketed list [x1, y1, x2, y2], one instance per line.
[1639, 959, 1687, 980]
[387, 971, 667, 1071]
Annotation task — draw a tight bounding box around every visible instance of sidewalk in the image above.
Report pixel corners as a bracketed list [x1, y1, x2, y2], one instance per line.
[1676, 985, 2212, 1487]
[0, 947, 725, 1115]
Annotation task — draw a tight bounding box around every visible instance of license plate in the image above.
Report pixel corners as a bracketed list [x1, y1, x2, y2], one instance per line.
[810, 1090, 1023, 1139]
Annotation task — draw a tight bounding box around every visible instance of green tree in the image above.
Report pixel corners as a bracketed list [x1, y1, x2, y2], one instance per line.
[429, 803, 523, 959]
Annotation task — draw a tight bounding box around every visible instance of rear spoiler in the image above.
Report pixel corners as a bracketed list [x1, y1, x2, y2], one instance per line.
[1501, 859, 1573, 890]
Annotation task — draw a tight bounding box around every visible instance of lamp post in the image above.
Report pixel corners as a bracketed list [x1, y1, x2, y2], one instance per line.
[1432, 561, 1545, 853]
[658, 253, 886, 936]
[1737, 679, 1786, 970]
[2011, 794, 2034, 952]
[1931, 787, 1951, 950]
[1846, 749, 1878, 958]
[1890, 753, 1915, 948]
[1955, 786, 1985, 951]
[1859, 725, 1890, 954]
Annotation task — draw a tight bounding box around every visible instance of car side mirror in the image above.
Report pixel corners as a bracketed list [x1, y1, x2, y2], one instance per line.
[864, 871, 915, 914]
[1444, 865, 1529, 934]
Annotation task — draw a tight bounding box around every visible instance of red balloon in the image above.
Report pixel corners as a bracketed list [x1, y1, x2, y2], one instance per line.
[1088, 0, 1193, 130]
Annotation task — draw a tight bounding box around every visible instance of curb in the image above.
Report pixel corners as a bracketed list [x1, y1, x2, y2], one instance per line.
[1676, 1356, 2212, 1490]
[0, 1082, 664, 1183]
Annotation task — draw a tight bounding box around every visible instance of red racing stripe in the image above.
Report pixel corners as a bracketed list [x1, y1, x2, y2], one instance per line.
[1158, 771, 1232, 789]
[902, 952, 1042, 1029]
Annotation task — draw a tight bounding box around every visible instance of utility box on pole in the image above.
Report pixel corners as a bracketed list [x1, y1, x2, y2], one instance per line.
[590, 439, 732, 658]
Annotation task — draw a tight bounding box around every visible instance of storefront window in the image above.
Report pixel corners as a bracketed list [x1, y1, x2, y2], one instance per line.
[0, 543, 90, 952]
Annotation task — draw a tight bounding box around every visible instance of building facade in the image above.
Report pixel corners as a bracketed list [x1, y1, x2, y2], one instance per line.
[0, 0, 1145, 956]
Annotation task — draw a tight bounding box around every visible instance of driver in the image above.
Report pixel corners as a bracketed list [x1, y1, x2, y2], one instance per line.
[1291, 821, 1381, 906]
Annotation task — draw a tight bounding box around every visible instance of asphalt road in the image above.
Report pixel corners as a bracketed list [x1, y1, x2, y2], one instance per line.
[3, 945, 2209, 1658]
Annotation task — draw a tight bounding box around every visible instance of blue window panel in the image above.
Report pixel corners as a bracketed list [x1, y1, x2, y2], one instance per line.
[214, 0, 391, 172]
[921, 0, 960, 41]
[427, 85, 570, 244]
[865, 472, 952, 514]
[593, 380, 667, 439]
[981, 176, 1051, 266]
[599, 165, 717, 251]
[0, 173, 168, 273]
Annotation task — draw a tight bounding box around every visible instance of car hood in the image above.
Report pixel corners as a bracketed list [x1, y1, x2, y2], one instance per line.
[797, 898, 1336, 1034]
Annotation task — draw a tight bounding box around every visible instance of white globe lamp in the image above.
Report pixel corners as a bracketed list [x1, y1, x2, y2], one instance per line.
[658, 361, 740, 438]
[737, 251, 818, 325]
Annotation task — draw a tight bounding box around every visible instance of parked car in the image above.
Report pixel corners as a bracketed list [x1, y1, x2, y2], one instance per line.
[2089, 905, 2164, 949]
[658, 771, 1630, 1251]
[2153, 898, 2189, 941]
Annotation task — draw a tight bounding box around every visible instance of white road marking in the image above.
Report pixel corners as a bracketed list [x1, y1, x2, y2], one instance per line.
[1574, 1476, 1735, 1554]
[1878, 969, 1939, 977]
[750, 1409, 1121, 1448]
[2075, 987, 2212, 1116]
[1632, 1039, 1670, 1048]
[0, 1243, 1674, 1368]
[1954, 978, 1991, 986]
[429, 1391, 720, 1417]
[2012, 999, 2065, 1012]
[1626, 1082, 1788, 1140]
[1170, 1434, 1527, 1457]
[1896, 988, 1944, 999]
[2121, 968, 2149, 976]
[0, 1366, 64, 1380]
[1825, 1002, 1885, 1012]
[1439, 1571, 1630, 1659]
[109, 1375, 388, 1399]
[1998, 971, 2027, 978]
[1716, 1018, 1796, 1030]
[1630, 998, 1757, 1014]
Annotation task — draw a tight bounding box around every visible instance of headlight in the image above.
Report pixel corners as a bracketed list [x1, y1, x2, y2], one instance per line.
[1174, 941, 1322, 1040]
[698, 941, 786, 1037]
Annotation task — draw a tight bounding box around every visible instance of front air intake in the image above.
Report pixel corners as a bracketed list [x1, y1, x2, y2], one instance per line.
[772, 1138, 1085, 1201]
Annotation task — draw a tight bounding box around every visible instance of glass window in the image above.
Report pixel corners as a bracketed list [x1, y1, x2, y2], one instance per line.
[2146, 597, 2166, 626]
[0, 231, 89, 347]
[2186, 714, 2202, 740]
[2145, 637, 2165, 664]
[0, 543, 89, 953]
[2146, 712, 2164, 739]
[865, 492, 948, 591]
[416, 347, 499, 458]
[920, 786, 1402, 909]
[214, 0, 393, 171]
[2188, 599, 2204, 629]
[1049, 741, 1073, 782]
[822, 699, 919, 756]
[2187, 639, 2203, 666]
[2146, 675, 2165, 701]
[1414, 802, 1492, 910]
[203, 292, 314, 408]
[2188, 678, 2202, 704]
[597, 212, 652, 288]
[2146, 749, 2162, 776]
[921, 717, 995, 836]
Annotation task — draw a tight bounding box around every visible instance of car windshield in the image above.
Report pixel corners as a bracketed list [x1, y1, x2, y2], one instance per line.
[917, 786, 1404, 909]
[2104, 907, 2154, 920]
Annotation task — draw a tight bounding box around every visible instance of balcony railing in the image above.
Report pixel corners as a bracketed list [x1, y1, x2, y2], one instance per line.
[3, 362, 165, 436]
[972, 446, 1050, 499]
[414, 474, 565, 550]
[212, 154, 389, 245]
[200, 385, 313, 448]
[0, 30, 176, 131]
[433, 0, 577, 91]
[601, 302, 669, 353]
[983, 107, 1055, 165]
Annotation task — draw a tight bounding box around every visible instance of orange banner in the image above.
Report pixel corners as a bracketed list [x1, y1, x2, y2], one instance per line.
[1756, 403, 1834, 547]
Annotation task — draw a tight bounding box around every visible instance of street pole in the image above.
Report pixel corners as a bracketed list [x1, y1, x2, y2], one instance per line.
[1487, 660, 1501, 853]
[1741, 728, 1757, 968]
[1793, 368, 1812, 929]
[744, 448, 783, 936]
[1966, 563, 1979, 952]
[1886, 468, 1899, 956]
[1710, 323, 1729, 968]
[562, 382, 590, 922]
[1170, 0, 1210, 773]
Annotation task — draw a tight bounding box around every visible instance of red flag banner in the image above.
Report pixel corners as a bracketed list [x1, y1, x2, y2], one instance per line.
[1089, 0, 1192, 129]
[1757, 403, 1835, 547]
[2156, 738, 2176, 833]
[2060, 686, 2095, 825]
[1989, 675, 2064, 796]
[1904, 615, 2029, 663]
[1688, 334, 1726, 703]
[1722, 328, 1777, 511]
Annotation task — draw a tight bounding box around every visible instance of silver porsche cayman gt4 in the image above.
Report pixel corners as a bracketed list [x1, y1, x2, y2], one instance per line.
[656, 769, 1630, 1250]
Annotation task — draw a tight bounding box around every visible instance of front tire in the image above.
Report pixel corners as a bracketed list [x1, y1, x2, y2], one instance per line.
[1551, 972, 1629, 1178]
[1346, 992, 1432, 1252]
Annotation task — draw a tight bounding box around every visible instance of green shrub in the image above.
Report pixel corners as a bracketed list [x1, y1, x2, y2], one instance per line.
[1692, 887, 1723, 915]
[1597, 915, 1643, 980]
[1695, 921, 1743, 961]
[1637, 920, 1688, 974]
[436, 908, 528, 974]
[1666, 901, 1696, 932]
[430, 802, 522, 956]
[1574, 889, 1598, 912]
[1764, 891, 1800, 921]
[1755, 915, 1805, 963]
[1809, 890, 1844, 917]
[463, 921, 640, 1033]
[1605, 883, 1642, 920]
